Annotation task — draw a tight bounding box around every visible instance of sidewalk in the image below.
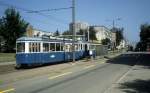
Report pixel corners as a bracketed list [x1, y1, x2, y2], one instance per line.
[105, 62, 150, 93]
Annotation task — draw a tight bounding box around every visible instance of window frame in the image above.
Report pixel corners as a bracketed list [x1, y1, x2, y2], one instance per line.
[16, 42, 25, 53]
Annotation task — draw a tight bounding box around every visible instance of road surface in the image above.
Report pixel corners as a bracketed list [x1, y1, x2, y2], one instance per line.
[0, 52, 148, 93]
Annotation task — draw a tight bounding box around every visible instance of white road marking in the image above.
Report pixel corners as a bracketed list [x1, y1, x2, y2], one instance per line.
[48, 72, 72, 80]
[117, 60, 140, 83]
[0, 88, 15, 93]
[84, 65, 95, 69]
[104, 60, 141, 93]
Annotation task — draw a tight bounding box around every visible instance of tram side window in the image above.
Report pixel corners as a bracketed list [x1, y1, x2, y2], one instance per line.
[69, 44, 72, 52]
[56, 43, 61, 51]
[37, 43, 40, 52]
[17, 43, 25, 52]
[61, 43, 64, 51]
[79, 44, 81, 51]
[75, 44, 78, 51]
[50, 43, 55, 51]
[82, 44, 85, 50]
[81, 44, 83, 50]
[43, 43, 49, 52]
[90, 45, 95, 50]
[29, 43, 41, 52]
[29, 43, 32, 52]
[65, 44, 69, 52]
[65, 44, 72, 52]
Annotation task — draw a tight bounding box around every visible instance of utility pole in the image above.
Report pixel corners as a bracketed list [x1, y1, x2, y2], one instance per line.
[112, 18, 121, 29]
[113, 20, 115, 29]
[87, 26, 89, 42]
[72, 0, 76, 62]
[111, 18, 121, 51]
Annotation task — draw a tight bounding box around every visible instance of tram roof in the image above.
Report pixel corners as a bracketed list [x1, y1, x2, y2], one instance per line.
[17, 37, 42, 41]
[17, 37, 88, 43]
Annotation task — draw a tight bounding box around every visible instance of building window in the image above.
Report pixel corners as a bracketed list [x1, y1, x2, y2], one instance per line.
[61, 43, 64, 51]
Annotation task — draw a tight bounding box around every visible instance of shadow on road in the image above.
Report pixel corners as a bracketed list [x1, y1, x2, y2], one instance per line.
[106, 53, 150, 93]
[106, 53, 150, 67]
[119, 79, 150, 93]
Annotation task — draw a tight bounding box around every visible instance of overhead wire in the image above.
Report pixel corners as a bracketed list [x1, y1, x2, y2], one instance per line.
[27, 7, 72, 13]
[0, 1, 70, 25]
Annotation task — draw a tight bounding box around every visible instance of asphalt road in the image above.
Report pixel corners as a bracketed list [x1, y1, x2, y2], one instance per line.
[0, 53, 145, 93]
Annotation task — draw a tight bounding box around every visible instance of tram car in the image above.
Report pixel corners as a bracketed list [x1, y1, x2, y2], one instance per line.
[16, 37, 96, 67]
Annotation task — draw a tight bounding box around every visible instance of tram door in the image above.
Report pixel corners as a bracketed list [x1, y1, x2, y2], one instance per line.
[64, 44, 72, 61]
[85, 44, 88, 51]
[84, 44, 89, 56]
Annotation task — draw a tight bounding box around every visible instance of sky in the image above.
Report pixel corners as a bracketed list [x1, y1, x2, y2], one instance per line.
[0, 0, 150, 43]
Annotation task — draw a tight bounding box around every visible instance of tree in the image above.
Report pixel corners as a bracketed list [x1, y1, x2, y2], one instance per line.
[140, 23, 150, 42]
[62, 30, 72, 39]
[135, 41, 147, 51]
[135, 23, 150, 51]
[89, 26, 97, 42]
[0, 8, 29, 52]
[76, 29, 88, 41]
[76, 29, 84, 35]
[54, 29, 60, 36]
[101, 38, 111, 45]
[127, 45, 133, 51]
[111, 27, 124, 46]
[62, 30, 72, 35]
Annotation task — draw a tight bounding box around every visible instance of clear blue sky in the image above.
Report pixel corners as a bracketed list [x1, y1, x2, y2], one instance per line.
[0, 0, 150, 42]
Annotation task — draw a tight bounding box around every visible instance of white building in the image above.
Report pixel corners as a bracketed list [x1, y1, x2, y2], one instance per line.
[33, 29, 53, 37]
[26, 25, 53, 37]
[91, 26, 112, 43]
[117, 39, 126, 49]
[69, 21, 89, 32]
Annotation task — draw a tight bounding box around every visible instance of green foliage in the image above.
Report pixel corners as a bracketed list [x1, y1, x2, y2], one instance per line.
[62, 30, 72, 35]
[54, 29, 60, 36]
[89, 26, 97, 41]
[140, 24, 150, 42]
[101, 38, 111, 45]
[135, 41, 147, 51]
[0, 53, 16, 62]
[76, 29, 84, 35]
[0, 8, 29, 52]
[111, 27, 124, 46]
[127, 45, 133, 51]
[135, 23, 150, 51]
[62, 30, 72, 39]
[62, 29, 88, 40]
[76, 29, 88, 41]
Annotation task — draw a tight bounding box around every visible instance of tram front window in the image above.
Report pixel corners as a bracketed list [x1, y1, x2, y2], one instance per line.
[17, 42, 25, 53]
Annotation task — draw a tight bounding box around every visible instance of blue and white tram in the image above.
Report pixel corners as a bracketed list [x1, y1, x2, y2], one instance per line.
[16, 37, 90, 67]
